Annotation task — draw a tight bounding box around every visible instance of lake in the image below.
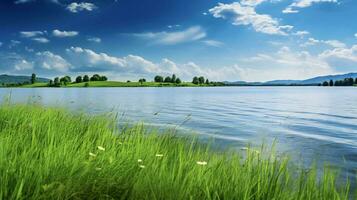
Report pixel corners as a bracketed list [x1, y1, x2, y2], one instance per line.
[1, 87, 356, 181]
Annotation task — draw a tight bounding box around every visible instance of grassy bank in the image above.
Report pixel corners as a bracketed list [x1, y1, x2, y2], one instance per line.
[19, 81, 224, 88]
[0, 104, 352, 199]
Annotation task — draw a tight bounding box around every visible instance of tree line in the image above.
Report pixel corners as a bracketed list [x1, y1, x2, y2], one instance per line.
[153, 74, 182, 84]
[48, 74, 108, 87]
[320, 78, 357, 87]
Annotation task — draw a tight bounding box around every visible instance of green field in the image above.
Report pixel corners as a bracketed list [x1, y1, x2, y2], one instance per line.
[19, 81, 219, 88]
[0, 103, 352, 199]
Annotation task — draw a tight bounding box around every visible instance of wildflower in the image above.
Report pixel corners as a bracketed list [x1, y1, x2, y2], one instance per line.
[196, 161, 208, 166]
[138, 159, 143, 163]
[139, 165, 146, 169]
[97, 146, 105, 151]
[89, 152, 97, 157]
[155, 154, 164, 157]
[95, 167, 102, 171]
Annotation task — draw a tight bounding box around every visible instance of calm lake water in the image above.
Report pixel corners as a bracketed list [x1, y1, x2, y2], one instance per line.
[1, 87, 357, 181]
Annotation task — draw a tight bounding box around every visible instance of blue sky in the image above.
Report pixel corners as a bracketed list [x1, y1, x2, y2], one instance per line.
[0, 0, 357, 81]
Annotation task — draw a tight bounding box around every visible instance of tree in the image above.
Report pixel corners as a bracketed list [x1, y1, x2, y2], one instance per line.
[192, 76, 199, 84]
[164, 76, 172, 83]
[322, 81, 329, 86]
[76, 76, 83, 83]
[175, 78, 182, 84]
[139, 78, 146, 84]
[60, 76, 71, 85]
[83, 75, 89, 82]
[90, 74, 101, 81]
[205, 79, 209, 84]
[329, 79, 334, 86]
[54, 77, 60, 87]
[154, 75, 164, 83]
[101, 76, 108, 81]
[31, 73, 36, 84]
[49, 80, 53, 86]
[198, 76, 205, 84]
[171, 74, 176, 83]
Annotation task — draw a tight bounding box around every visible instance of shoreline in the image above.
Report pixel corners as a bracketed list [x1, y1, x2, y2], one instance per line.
[0, 104, 352, 199]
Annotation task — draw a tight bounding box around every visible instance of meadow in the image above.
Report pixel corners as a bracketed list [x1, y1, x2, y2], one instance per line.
[0, 103, 353, 200]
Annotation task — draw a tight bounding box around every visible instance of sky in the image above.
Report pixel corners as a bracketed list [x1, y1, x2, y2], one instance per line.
[0, 0, 357, 82]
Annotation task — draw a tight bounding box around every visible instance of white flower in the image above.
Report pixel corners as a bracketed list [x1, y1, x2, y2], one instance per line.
[139, 165, 146, 169]
[137, 159, 143, 163]
[155, 154, 164, 157]
[196, 161, 208, 166]
[97, 146, 105, 151]
[89, 152, 97, 157]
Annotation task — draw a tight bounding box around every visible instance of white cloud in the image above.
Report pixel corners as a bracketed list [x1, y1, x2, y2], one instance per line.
[354, 33, 357, 38]
[283, 0, 338, 14]
[167, 25, 180, 29]
[319, 45, 357, 62]
[209, 2, 293, 35]
[87, 37, 101, 43]
[293, 30, 310, 36]
[14, 59, 34, 71]
[301, 37, 346, 48]
[134, 26, 206, 45]
[20, 31, 45, 38]
[14, 0, 34, 4]
[66, 2, 97, 13]
[32, 37, 50, 43]
[240, 46, 334, 81]
[202, 40, 224, 47]
[52, 29, 79, 37]
[36, 51, 71, 72]
[65, 47, 244, 80]
[240, 0, 267, 6]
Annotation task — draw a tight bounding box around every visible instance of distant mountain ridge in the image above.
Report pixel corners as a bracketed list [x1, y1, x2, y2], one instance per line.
[0, 74, 50, 84]
[227, 72, 357, 85]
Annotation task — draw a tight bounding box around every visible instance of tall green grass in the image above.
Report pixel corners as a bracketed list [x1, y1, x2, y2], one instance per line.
[0, 104, 352, 199]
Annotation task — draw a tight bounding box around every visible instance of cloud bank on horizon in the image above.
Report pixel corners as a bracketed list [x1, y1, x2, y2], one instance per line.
[0, 0, 356, 82]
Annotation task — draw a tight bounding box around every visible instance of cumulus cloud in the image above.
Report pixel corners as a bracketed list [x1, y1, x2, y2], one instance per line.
[241, 46, 334, 81]
[14, 59, 34, 71]
[209, 2, 293, 35]
[301, 37, 346, 48]
[283, 0, 338, 14]
[87, 37, 101, 43]
[52, 29, 79, 37]
[319, 45, 357, 62]
[36, 51, 71, 72]
[134, 26, 206, 45]
[65, 47, 244, 80]
[66, 2, 97, 13]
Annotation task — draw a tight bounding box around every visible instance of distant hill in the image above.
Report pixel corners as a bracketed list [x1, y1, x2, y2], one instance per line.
[0, 74, 50, 84]
[226, 72, 357, 85]
[299, 73, 357, 84]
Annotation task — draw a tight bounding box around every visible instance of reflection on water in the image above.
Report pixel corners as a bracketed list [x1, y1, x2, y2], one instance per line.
[1, 86, 357, 182]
